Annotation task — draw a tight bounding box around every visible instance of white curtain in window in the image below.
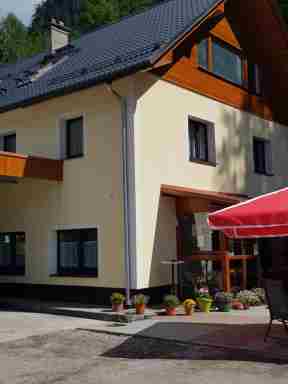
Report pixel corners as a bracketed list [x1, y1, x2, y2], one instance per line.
[0, 243, 11, 266]
[83, 241, 97, 268]
[60, 241, 79, 268]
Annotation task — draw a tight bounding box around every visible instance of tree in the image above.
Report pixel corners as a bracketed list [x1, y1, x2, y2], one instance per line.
[31, 0, 159, 35]
[0, 13, 46, 64]
[279, 0, 288, 23]
[0, 13, 28, 63]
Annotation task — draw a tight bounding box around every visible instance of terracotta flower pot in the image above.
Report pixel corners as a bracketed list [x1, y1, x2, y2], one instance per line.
[112, 303, 124, 312]
[136, 303, 145, 315]
[165, 307, 177, 316]
[184, 305, 194, 316]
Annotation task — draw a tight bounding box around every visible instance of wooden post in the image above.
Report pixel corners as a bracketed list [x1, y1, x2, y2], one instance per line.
[242, 258, 247, 290]
[222, 252, 231, 292]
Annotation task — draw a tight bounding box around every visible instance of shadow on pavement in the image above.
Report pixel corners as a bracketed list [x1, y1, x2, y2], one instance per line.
[102, 322, 288, 365]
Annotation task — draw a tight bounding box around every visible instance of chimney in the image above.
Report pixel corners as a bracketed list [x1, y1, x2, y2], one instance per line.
[49, 18, 70, 52]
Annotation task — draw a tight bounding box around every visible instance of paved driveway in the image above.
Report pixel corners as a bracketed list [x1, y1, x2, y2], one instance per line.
[0, 310, 106, 343]
[0, 307, 287, 384]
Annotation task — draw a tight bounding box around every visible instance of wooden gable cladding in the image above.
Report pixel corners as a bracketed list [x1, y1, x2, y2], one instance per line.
[0, 151, 63, 182]
[152, 0, 282, 123]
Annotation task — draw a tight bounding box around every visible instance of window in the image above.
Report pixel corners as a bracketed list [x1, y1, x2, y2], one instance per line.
[65, 117, 83, 159]
[0, 133, 16, 153]
[248, 63, 262, 95]
[0, 232, 25, 275]
[198, 38, 209, 70]
[212, 41, 243, 86]
[197, 38, 243, 86]
[253, 137, 273, 175]
[57, 228, 98, 276]
[188, 118, 216, 165]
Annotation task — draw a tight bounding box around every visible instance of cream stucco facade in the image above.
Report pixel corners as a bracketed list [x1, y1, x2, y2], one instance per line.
[132, 73, 288, 289]
[0, 71, 288, 293]
[0, 81, 131, 289]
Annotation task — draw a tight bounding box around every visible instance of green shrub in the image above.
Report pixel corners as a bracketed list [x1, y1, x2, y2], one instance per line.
[163, 295, 180, 308]
[110, 292, 125, 304]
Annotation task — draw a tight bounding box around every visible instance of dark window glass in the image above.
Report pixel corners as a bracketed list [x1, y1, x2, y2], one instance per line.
[58, 228, 98, 275]
[253, 137, 273, 175]
[0, 232, 25, 274]
[212, 41, 243, 85]
[198, 39, 208, 70]
[66, 117, 83, 159]
[3, 134, 16, 153]
[248, 63, 262, 95]
[189, 119, 209, 162]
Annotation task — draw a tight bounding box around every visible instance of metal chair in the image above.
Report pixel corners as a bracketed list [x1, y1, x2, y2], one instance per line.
[263, 278, 288, 342]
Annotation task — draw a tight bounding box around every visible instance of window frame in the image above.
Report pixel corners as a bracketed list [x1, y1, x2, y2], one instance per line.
[188, 116, 216, 166]
[253, 137, 273, 176]
[57, 228, 98, 277]
[0, 232, 25, 275]
[3, 133, 16, 153]
[0, 132, 17, 153]
[65, 116, 84, 160]
[197, 36, 247, 88]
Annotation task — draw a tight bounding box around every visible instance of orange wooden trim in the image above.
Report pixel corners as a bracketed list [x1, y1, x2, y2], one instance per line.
[229, 255, 256, 261]
[152, 1, 225, 67]
[161, 184, 243, 204]
[0, 152, 63, 182]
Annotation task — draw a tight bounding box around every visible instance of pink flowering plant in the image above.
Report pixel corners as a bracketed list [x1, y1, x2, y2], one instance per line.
[196, 287, 212, 301]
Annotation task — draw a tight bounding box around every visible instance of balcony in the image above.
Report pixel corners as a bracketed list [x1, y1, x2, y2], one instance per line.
[0, 151, 63, 182]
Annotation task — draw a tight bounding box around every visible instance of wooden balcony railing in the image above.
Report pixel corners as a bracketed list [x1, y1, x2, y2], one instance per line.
[0, 151, 63, 182]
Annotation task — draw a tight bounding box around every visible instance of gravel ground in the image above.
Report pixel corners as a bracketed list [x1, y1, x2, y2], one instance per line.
[0, 329, 288, 384]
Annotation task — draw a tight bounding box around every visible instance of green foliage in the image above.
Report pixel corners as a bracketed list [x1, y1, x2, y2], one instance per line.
[279, 0, 288, 23]
[132, 293, 149, 305]
[0, 13, 46, 64]
[110, 292, 125, 304]
[31, 0, 158, 35]
[214, 291, 233, 304]
[236, 290, 261, 306]
[163, 294, 180, 308]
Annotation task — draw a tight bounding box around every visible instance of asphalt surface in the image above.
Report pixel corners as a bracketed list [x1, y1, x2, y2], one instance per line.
[0, 326, 288, 384]
[0, 309, 287, 384]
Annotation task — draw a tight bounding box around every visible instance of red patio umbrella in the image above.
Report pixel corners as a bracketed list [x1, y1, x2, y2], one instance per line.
[207, 187, 288, 239]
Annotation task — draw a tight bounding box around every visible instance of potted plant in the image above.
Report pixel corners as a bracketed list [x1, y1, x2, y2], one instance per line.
[163, 294, 180, 316]
[183, 298, 196, 316]
[236, 290, 261, 310]
[214, 291, 233, 312]
[132, 294, 149, 315]
[232, 300, 244, 310]
[196, 287, 213, 313]
[111, 292, 125, 312]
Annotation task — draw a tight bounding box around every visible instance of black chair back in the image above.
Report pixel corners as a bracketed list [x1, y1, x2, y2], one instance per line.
[264, 279, 288, 319]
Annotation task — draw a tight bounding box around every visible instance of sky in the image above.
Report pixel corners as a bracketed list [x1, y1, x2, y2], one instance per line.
[0, 0, 42, 25]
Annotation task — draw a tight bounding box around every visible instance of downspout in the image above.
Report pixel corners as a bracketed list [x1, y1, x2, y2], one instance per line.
[105, 83, 132, 306]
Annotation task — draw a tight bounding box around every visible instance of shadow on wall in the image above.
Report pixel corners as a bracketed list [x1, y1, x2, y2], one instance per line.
[148, 195, 177, 292]
[215, 93, 288, 197]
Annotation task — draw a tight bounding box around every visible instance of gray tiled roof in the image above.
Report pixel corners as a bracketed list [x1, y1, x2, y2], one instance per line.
[0, 0, 221, 112]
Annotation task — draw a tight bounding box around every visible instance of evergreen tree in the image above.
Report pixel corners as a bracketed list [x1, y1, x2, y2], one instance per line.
[279, 0, 288, 23]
